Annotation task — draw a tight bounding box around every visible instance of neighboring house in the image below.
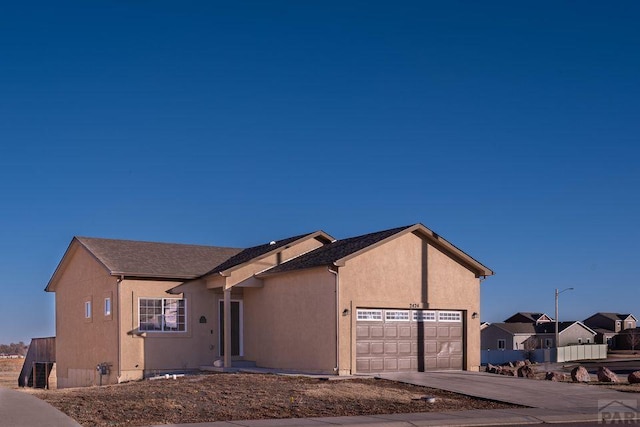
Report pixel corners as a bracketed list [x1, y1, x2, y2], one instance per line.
[583, 313, 638, 348]
[45, 223, 493, 388]
[504, 312, 554, 324]
[481, 321, 597, 350]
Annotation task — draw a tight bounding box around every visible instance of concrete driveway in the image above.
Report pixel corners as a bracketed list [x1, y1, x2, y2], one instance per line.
[0, 387, 81, 427]
[379, 371, 639, 413]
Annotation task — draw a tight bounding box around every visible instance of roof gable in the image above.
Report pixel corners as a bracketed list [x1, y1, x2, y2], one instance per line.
[258, 225, 413, 276]
[504, 312, 553, 323]
[491, 322, 537, 335]
[203, 231, 333, 277]
[259, 223, 493, 278]
[46, 236, 243, 290]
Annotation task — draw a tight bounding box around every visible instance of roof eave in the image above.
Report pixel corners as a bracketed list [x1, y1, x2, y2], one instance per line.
[214, 231, 334, 277]
[334, 223, 494, 278]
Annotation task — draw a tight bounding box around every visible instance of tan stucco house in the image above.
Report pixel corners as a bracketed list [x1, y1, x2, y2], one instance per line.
[45, 223, 493, 388]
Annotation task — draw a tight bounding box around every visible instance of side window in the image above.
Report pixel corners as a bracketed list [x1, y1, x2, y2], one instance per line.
[85, 301, 92, 319]
[497, 339, 506, 350]
[104, 298, 111, 316]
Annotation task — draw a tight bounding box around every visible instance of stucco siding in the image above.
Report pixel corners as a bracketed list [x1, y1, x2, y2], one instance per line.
[426, 243, 481, 370]
[226, 238, 325, 287]
[243, 268, 336, 373]
[53, 245, 118, 388]
[119, 279, 219, 378]
[339, 232, 482, 372]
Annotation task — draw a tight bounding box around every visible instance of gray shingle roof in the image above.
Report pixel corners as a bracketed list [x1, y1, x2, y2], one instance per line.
[204, 232, 324, 275]
[260, 225, 413, 275]
[493, 322, 582, 335]
[76, 237, 243, 279]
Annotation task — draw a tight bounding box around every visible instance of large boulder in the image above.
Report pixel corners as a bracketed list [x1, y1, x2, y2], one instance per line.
[571, 366, 591, 382]
[517, 365, 536, 379]
[628, 371, 640, 384]
[499, 367, 515, 376]
[545, 371, 565, 381]
[486, 364, 499, 374]
[597, 366, 620, 383]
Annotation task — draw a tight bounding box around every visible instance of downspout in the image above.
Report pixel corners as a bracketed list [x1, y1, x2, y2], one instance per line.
[328, 267, 339, 374]
[116, 275, 123, 383]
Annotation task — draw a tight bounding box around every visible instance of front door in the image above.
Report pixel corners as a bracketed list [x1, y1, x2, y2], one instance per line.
[219, 300, 243, 357]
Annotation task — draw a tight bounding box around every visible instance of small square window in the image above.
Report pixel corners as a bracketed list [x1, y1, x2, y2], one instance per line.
[497, 339, 506, 350]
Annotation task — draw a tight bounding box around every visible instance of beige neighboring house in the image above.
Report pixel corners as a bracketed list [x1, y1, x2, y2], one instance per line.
[45, 223, 493, 388]
[481, 321, 597, 350]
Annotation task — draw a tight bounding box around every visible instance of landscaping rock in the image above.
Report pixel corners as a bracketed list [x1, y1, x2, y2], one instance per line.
[571, 366, 591, 382]
[515, 360, 525, 368]
[545, 371, 564, 381]
[499, 367, 515, 376]
[517, 365, 536, 379]
[486, 364, 499, 374]
[597, 366, 619, 383]
[628, 371, 640, 384]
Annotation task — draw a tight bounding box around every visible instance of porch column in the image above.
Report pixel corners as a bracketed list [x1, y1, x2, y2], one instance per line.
[223, 288, 232, 368]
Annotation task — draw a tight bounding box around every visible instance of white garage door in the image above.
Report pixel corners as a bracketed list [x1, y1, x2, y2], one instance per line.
[356, 309, 463, 373]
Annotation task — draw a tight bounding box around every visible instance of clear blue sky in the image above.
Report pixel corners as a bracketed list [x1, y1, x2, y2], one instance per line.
[1, 1, 639, 344]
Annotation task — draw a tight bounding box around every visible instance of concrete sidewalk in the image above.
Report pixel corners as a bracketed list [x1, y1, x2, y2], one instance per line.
[0, 387, 81, 427]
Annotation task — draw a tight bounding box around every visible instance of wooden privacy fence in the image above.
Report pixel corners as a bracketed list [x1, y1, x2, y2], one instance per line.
[18, 337, 55, 388]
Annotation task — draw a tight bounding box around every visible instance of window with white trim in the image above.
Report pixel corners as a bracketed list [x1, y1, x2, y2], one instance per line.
[104, 297, 111, 316]
[578, 338, 583, 344]
[385, 310, 410, 321]
[356, 309, 382, 321]
[84, 301, 92, 319]
[139, 298, 186, 332]
[413, 310, 436, 322]
[357, 309, 382, 320]
[438, 311, 462, 322]
[497, 339, 506, 350]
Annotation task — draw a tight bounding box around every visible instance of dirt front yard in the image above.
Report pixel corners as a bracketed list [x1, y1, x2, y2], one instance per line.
[30, 372, 520, 427]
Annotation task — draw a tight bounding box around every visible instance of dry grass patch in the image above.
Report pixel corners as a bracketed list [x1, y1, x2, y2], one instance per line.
[31, 372, 521, 427]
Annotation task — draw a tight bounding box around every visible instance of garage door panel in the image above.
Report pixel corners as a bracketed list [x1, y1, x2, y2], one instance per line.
[398, 358, 412, 370]
[449, 341, 463, 354]
[356, 342, 370, 355]
[450, 326, 463, 338]
[437, 357, 452, 369]
[371, 342, 385, 354]
[438, 327, 450, 337]
[356, 359, 370, 372]
[356, 309, 463, 373]
[384, 358, 398, 370]
[384, 326, 398, 338]
[398, 342, 412, 354]
[384, 342, 398, 354]
[425, 357, 438, 369]
[398, 326, 412, 338]
[356, 325, 371, 338]
[370, 326, 385, 338]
